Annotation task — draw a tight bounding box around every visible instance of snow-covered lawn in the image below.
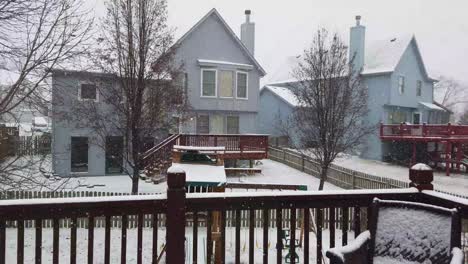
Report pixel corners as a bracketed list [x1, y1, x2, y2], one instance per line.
[334, 155, 468, 196]
[5, 227, 353, 263]
[228, 159, 341, 191]
[4, 156, 339, 194]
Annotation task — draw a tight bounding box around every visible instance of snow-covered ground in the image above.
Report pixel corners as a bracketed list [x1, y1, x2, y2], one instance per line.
[229, 159, 340, 191]
[334, 155, 468, 196]
[3, 157, 339, 194]
[4, 227, 353, 263]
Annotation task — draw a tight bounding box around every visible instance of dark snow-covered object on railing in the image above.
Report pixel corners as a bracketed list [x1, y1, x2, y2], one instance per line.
[326, 198, 463, 264]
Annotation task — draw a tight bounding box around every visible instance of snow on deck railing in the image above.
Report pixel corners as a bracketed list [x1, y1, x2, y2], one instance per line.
[0, 193, 167, 206]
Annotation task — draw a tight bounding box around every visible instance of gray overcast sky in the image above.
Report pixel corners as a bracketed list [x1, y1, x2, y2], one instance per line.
[89, 0, 468, 84]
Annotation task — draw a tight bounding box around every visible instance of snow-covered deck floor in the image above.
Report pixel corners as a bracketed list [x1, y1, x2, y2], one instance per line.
[334, 155, 468, 196]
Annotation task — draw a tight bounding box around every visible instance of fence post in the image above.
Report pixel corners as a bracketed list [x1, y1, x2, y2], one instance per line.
[409, 163, 433, 191]
[166, 169, 186, 264]
[351, 172, 356, 189]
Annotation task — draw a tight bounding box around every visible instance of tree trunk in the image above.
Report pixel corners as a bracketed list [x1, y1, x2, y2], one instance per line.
[318, 166, 328, 191]
[131, 169, 139, 194]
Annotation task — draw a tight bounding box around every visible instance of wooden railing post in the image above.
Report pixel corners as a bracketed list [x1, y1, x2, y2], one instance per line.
[422, 122, 427, 137]
[166, 169, 186, 264]
[409, 163, 433, 191]
[379, 122, 384, 137]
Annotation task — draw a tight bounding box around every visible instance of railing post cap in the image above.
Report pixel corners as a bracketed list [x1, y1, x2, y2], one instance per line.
[409, 163, 433, 191]
[167, 166, 186, 188]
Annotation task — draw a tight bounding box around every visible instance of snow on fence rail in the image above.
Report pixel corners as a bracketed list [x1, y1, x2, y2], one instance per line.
[269, 146, 468, 199]
[0, 190, 357, 230]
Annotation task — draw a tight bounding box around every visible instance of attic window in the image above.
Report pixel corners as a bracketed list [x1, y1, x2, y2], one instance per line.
[398, 76, 405, 95]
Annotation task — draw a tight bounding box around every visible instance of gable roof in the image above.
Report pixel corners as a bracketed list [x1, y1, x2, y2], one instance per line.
[175, 8, 266, 76]
[261, 85, 300, 107]
[363, 35, 436, 81]
[266, 35, 436, 85]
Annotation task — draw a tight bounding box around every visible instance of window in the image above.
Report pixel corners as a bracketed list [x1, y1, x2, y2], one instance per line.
[210, 115, 224, 134]
[196, 115, 209, 134]
[71, 137, 88, 172]
[79, 83, 98, 101]
[236, 72, 248, 99]
[416, 80, 422, 96]
[389, 111, 407, 124]
[226, 116, 239, 134]
[201, 69, 216, 97]
[413, 112, 421, 125]
[398, 76, 405, 95]
[105, 136, 123, 174]
[219, 71, 234, 98]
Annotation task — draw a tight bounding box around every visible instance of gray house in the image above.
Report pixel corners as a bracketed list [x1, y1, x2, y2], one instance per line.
[175, 9, 266, 134]
[258, 16, 451, 160]
[51, 8, 265, 176]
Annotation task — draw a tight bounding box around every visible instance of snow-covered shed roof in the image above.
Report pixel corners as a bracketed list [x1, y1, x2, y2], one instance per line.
[168, 163, 227, 187]
[261, 85, 300, 107]
[174, 8, 266, 76]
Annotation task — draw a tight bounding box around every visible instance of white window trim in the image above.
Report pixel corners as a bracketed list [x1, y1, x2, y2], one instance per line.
[412, 112, 422, 124]
[236, 71, 249, 100]
[218, 70, 234, 99]
[200, 68, 217, 98]
[398, 75, 405, 95]
[78, 81, 99, 102]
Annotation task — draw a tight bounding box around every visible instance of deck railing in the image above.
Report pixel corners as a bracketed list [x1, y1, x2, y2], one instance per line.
[380, 123, 468, 139]
[0, 169, 466, 264]
[178, 134, 269, 154]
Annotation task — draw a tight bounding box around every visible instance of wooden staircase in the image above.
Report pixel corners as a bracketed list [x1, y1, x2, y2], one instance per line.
[141, 134, 180, 183]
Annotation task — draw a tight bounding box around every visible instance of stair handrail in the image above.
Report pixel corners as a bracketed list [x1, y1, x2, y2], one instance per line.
[141, 134, 180, 161]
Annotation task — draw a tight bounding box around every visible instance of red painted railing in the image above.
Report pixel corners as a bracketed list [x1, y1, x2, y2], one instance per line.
[380, 123, 468, 140]
[178, 134, 269, 154]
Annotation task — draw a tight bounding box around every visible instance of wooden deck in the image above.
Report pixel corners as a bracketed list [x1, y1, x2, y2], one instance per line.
[0, 169, 466, 264]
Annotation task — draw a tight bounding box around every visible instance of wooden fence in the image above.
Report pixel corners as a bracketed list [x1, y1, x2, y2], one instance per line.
[15, 135, 51, 156]
[268, 146, 468, 199]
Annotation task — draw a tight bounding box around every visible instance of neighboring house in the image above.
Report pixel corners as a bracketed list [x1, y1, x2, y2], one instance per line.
[259, 16, 451, 160]
[258, 85, 300, 146]
[174, 9, 266, 134]
[51, 8, 265, 176]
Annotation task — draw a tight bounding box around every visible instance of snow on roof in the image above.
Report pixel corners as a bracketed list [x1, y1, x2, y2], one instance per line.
[264, 55, 301, 84]
[197, 59, 254, 70]
[262, 85, 301, 107]
[173, 145, 225, 151]
[419, 101, 445, 111]
[362, 34, 413, 75]
[411, 163, 432, 171]
[169, 163, 226, 186]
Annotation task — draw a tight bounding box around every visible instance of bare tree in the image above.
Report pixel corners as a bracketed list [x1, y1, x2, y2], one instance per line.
[458, 108, 468, 125]
[0, 0, 92, 190]
[291, 29, 373, 190]
[435, 76, 468, 111]
[63, 0, 187, 194]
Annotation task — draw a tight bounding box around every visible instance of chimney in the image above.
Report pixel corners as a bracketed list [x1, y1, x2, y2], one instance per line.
[241, 10, 255, 55]
[349, 15, 365, 73]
